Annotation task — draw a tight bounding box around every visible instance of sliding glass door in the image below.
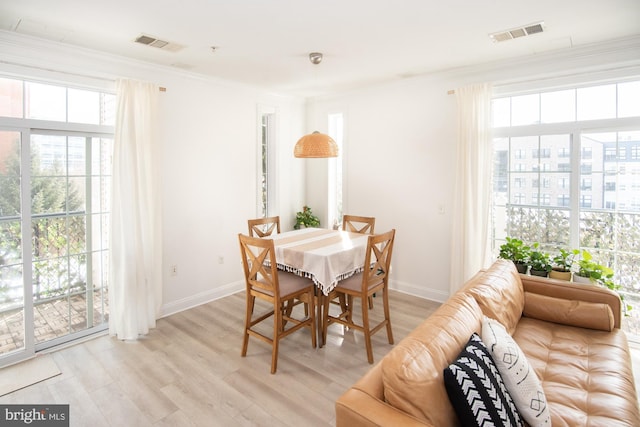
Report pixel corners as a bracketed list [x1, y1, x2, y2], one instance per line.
[0, 128, 111, 366]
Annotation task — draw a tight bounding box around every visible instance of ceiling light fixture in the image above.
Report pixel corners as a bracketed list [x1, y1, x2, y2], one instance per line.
[293, 52, 338, 158]
[294, 131, 338, 158]
[309, 52, 323, 64]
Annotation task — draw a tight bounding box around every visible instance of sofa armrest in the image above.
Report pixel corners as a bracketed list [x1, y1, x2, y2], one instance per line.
[335, 362, 431, 427]
[520, 274, 622, 328]
[336, 388, 430, 427]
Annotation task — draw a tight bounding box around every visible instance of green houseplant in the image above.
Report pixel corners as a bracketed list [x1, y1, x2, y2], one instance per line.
[573, 250, 613, 283]
[550, 248, 579, 281]
[528, 243, 552, 277]
[573, 250, 632, 314]
[294, 205, 320, 229]
[498, 237, 530, 274]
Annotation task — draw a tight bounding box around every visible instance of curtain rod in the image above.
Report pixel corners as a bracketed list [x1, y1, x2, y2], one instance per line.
[0, 59, 167, 91]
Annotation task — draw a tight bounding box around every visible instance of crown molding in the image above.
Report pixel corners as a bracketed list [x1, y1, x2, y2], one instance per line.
[437, 34, 640, 86]
[0, 29, 273, 95]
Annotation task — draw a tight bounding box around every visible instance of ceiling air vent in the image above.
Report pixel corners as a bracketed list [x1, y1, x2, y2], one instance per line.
[134, 34, 184, 52]
[490, 21, 545, 43]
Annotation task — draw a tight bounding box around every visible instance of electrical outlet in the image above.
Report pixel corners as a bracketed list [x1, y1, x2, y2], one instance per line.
[170, 265, 178, 276]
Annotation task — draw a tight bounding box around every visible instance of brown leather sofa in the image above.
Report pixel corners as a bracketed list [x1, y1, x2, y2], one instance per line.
[336, 259, 640, 426]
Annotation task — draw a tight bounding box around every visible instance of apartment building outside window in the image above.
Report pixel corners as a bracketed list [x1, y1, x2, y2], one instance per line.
[491, 79, 640, 321]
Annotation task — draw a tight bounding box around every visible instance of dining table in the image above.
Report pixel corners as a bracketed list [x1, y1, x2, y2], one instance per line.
[266, 227, 370, 346]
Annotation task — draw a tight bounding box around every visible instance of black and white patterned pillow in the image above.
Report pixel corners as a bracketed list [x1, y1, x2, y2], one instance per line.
[482, 317, 551, 426]
[444, 333, 524, 427]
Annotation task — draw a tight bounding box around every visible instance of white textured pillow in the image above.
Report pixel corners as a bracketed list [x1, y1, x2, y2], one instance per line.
[481, 316, 551, 427]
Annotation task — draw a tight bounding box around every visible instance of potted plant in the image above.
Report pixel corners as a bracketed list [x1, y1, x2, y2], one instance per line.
[498, 237, 530, 274]
[528, 243, 552, 277]
[549, 248, 579, 281]
[573, 250, 632, 314]
[294, 205, 320, 229]
[573, 250, 613, 284]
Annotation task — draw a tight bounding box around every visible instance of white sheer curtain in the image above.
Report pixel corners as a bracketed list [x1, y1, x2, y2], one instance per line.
[449, 83, 494, 292]
[109, 79, 163, 340]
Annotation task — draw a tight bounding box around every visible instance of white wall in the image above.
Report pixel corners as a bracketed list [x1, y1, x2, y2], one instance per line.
[157, 74, 306, 316]
[307, 36, 640, 302]
[0, 31, 307, 317]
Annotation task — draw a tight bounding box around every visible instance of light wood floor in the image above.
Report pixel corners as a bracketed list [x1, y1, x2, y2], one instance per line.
[0, 290, 440, 427]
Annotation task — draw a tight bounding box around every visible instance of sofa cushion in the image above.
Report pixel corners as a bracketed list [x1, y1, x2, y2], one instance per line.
[381, 292, 483, 426]
[463, 259, 524, 334]
[523, 291, 614, 331]
[514, 316, 640, 426]
[444, 333, 524, 427]
[482, 316, 551, 426]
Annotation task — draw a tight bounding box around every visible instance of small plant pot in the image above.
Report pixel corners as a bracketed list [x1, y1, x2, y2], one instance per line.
[530, 269, 549, 277]
[549, 269, 572, 281]
[573, 274, 592, 284]
[514, 262, 528, 274]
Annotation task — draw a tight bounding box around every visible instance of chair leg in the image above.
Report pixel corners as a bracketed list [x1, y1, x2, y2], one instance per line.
[368, 295, 374, 309]
[383, 289, 394, 344]
[283, 299, 294, 327]
[339, 294, 347, 312]
[242, 295, 255, 357]
[322, 292, 331, 345]
[308, 293, 317, 349]
[346, 295, 354, 324]
[362, 295, 374, 364]
[271, 300, 282, 374]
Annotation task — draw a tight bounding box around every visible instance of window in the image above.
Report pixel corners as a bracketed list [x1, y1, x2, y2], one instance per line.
[0, 76, 114, 363]
[328, 113, 344, 227]
[580, 194, 592, 208]
[0, 77, 115, 125]
[558, 177, 570, 189]
[492, 79, 640, 304]
[258, 111, 275, 218]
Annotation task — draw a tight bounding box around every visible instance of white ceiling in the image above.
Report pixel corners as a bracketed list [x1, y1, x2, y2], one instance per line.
[1, 0, 639, 97]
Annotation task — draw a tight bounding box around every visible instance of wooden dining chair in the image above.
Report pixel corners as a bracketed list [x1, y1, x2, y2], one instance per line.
[342, 215, 375, 235]
[238, 233, 316, 374]
[322, 229, 396, 364]
[248, 216, 280, 237]
[343, 214, 376, 309]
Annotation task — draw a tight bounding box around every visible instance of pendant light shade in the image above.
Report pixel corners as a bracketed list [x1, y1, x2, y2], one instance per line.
[293, 131, 338, 158]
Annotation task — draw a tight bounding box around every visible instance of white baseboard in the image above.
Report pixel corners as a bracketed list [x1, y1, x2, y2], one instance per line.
[389, 279, 449, 303]
[160, 280, 244, 318]
[159, 279, 447, 319]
